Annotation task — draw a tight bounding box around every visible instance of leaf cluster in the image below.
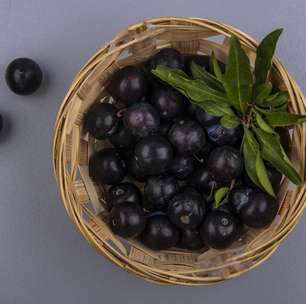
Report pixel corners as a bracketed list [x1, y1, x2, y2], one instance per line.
[152, 29, 305, 197]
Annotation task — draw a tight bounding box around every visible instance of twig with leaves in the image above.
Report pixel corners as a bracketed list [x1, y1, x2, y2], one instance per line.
[152, 28, 305, 202]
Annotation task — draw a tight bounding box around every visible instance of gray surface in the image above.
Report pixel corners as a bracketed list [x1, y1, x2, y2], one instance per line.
[0, 0, 305, 303]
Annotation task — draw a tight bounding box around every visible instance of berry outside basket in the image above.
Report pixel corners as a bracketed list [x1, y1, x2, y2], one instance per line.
[52, 17, 306, 286]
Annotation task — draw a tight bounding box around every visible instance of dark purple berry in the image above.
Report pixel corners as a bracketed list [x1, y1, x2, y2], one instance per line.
[144, 175, 179, 211]
[123, 102, 160, 138]
[168, 120, 205, 155]
[89, 148, 126, 185]
[230, 188, 279, 228]
[178, 229, 205, 250]
[6, 58, 43, 95]
[206, 122, 243, 146]
[195, 108, 219, 127]
[127, 155, 148, 182]
[108, 65, 147, 104]
[85, 103, 118, 140]
[229, 187, 255, 213]
[151, 86, 187, 120]
[170, 156, 195, 180]
[191, 165, 223, 195]
[168, 190, 205, 229]
[108, 182, 142, 209]
[110, 202, 145, 238]
[142, 214, 179, 250]
[208, 146, 243, 183]
[109, 119, 135, 149]
[150, 48, 184, 70]
[134, 135, 173, 175]
[200, 210, 241, 250]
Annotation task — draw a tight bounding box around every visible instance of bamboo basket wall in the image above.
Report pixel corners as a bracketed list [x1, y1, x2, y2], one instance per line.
[52, 17, 306, 286]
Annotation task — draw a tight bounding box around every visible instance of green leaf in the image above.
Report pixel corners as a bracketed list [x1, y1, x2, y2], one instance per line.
[223, 36, 253, 113]
[279, 142, 292, 166]
[220, 114, 240, 129]
[255, 28, 283, 85]
[253, 127, 302, 185]
[253, 82, 273, 105]
[263, 91, 289, 108]
[211, 51, 223, 81]
[152, 66, 229, 104]
[255, 112, 275, 134]
[273, 103, 288, 112]
[243, 128, 262, 188]
[255, 152, 276, 197]
[261, 146, 302, 185]
[254, 106, 272, 115]
[214, 187, 230, 208]
[190, 61, 224, 91]
[170, 68, 189, 78]
[199, 100, 235, 117]
[184, 80, 229, 104]
[264, 111, 306, 127]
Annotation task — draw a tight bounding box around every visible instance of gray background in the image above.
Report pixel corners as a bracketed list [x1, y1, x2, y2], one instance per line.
[0, 0, 305, 303]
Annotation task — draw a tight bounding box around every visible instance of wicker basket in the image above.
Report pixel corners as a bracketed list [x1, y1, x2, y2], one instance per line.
[52, 17, 306, 286]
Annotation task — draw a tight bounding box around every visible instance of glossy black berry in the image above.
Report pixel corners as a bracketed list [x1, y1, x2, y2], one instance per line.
[208, 146, 243, 183]
[109, 119, 135, 149]
[144, 175, 179, 211]
[149, 48, 185, 70]
[123, 102, 160, 138]
[108, 65, 147, 104]
[170, 156, 195, 180]
[178, 229, 205, 250]
[168, 120, 205, 155]
[127, 155, 148, 182]
[5, 58, 43, 95]
[231, 189, 278, 228]
[85, 103, 118, 140]
[200, 210, 241, 250]
[191, 165, 223, 195]
[89, 148, 126, 185]
[168, 190, 205, 229]
[151, 86, 187, 120]
[108, 182, 142, 209]
[206, 122, 243, 146]
[195, 108, 219, 127]
[229, 187, 255, 213]
[142, 214, 179, 250]
[134, 135, 173, 175]
[110, 202, 145, 238]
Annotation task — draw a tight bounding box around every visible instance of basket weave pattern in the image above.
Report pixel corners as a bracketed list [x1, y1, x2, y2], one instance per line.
[52, 17, 306, 285]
